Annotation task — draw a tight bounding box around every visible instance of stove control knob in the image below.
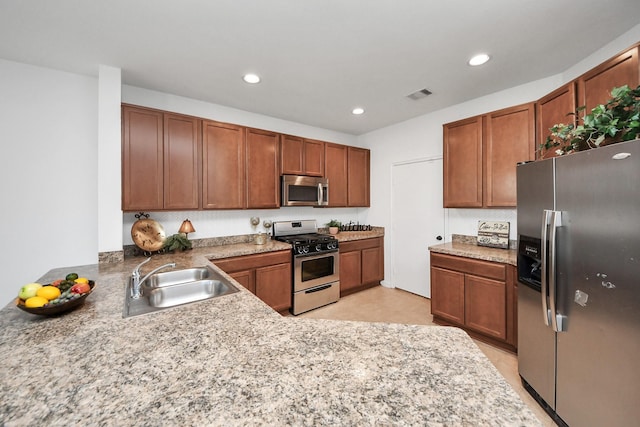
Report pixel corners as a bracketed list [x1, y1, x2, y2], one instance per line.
[299, 245, 310, 254]
[327, 242, 337, 250]
[315, 244, 322, 252]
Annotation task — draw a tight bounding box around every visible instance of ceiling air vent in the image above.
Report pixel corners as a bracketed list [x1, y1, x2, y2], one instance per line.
[407, 88, 433, 100]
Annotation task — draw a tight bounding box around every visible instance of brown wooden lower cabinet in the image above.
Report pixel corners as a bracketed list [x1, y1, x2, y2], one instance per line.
[430, 252, 517, 352]
[339, 237, 384, 296]
[214, 250, 291, 313]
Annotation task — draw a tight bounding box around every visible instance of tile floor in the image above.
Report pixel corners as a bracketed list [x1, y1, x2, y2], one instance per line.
[293, 285, 556, 426]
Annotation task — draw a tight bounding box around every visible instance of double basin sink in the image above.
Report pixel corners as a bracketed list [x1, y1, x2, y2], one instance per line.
[123, 265, 239, 318]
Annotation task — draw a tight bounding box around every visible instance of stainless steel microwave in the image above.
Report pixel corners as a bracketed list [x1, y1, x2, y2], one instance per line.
[281, 175, 328, 207]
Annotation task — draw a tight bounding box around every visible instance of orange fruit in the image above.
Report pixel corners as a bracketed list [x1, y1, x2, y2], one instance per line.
[36, 286, 61, 301]
[25, 296, 49, 308]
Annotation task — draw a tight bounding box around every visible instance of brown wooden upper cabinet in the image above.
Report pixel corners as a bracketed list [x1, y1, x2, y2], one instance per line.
[180, 121, 281, 210]
[246, 128, 280, 209]
[123, 104, 368, 211]
[538, 45, 639, 160]
[324, 143, 370, 207]
[577, 46, 639, 115]
[483, 103, 535, 207]
[443, 116, 483, 208]
[122, 105, 200, 211]
[443, 103, 534, 208]
[325, 142, 348, 207]
[536, 83, 577, 160]
[280, 135, 325, 177]
[202, 120, 245, 209]
[163, 114, 200, 210]
[347, 146, 370, 207]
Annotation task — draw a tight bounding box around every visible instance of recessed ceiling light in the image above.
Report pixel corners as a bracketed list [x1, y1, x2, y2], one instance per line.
[352, 107, 365, 115]
[468, 54, 490, 66]
[243, 73, 261, 84]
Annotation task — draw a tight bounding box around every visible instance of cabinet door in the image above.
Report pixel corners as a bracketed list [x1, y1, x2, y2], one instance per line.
[508, 265, 518, 347]
[303, 139, 325, 177]
[229, 270, 255, 294]
[325, 143, 348, 207]
[536, 83, 577, 160]
[202, 120, 245, 209]
[484, 103, 535, 207]
[163, 114, 200, 210]
[280, 134, 304, 175]
[255, 263, 291, 312]
[464, 274, 506, 340]
[578, 46, 639, 114]
[361, 244, 383, 285]
[339, 250, 362, 292]
[347, 146, 370, 207]
[443, 117, 483, 208]
[246, 128, 280, 208]
[122, 106, 163, 211]
[430, 267, 465, 325]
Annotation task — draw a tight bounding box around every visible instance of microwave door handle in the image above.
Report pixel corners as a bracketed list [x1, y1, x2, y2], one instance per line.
[317, 183, 323, 206]
[541, 210, 552, 326]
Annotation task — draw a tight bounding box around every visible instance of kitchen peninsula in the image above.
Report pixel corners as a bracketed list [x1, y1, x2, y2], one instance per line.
[0, 245, 540, 426]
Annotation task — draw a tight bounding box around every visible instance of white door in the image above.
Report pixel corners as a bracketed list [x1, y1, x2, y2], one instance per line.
[391, 158, 444, 298]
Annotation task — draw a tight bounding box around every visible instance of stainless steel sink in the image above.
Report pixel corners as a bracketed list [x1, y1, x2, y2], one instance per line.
[147, 279, 236, 308]
[144, 267, 211, 289]
[123, 266, 238, 318]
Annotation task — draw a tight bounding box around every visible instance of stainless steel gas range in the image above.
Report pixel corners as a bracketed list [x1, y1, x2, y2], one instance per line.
[272, 220, 340, 315]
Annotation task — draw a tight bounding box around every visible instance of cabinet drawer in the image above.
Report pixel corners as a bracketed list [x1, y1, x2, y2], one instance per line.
[339, 237, 382, 252]
[213, 250, 291, 273]
[430, 253, 505, 281]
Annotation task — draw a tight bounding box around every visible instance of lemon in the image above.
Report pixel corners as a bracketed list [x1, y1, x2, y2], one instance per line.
[25, 296, 49, 308]
[74, 277, 89, 284]
[36, 286, 61, 301]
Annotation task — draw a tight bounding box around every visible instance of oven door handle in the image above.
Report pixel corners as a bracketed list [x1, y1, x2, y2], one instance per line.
[305, 284, 332, 294]
[296, 249, 339, 258]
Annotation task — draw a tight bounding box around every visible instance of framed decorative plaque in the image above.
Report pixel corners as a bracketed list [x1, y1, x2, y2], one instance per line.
[477, 221, 510, 249]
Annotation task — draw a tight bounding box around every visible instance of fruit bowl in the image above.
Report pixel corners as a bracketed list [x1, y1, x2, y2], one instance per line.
[16, 281, 96, 316]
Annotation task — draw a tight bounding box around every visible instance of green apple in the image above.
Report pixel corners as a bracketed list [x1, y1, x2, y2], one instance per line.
[19, 283, 42, 300]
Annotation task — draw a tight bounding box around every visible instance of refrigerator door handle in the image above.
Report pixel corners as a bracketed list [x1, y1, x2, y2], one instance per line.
[541, 210, 552, 326]
[548, 210, 564, 332]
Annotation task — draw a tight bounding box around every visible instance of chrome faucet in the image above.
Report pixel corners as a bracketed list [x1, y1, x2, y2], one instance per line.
[131, 257, 176, 299]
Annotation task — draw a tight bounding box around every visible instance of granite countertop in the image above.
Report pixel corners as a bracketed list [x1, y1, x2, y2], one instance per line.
[330, 227, 385, 242]
[0, 239, 539, 426]
[429, 235, 517, 266]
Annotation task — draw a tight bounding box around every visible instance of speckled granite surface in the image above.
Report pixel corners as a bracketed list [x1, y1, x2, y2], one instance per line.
[329, 227, 385, 242]
[0, 239, 539, 426]
[429, 235, 517, 266]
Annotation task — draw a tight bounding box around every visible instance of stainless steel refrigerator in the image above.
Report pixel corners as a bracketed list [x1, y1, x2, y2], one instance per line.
[516, 139, 640, 427]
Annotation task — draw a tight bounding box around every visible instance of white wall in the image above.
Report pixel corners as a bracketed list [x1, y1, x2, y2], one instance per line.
[122, 208, 364, 245]
[358, 24, 640, 288]
[0, 59, 98, 307]
[98, 65, 122, 253]
[122, 86, 359, 147]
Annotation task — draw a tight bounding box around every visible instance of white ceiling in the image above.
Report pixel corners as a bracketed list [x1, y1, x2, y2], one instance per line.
[1, 1, 639, 135]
